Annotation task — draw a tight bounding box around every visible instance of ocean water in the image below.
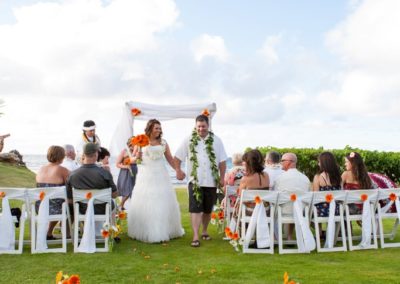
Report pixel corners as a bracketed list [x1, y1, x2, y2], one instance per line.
[24, 154, 186, 185]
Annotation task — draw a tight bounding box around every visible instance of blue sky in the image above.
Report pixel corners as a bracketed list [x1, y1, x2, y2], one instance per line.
[1, 0, 400, 155]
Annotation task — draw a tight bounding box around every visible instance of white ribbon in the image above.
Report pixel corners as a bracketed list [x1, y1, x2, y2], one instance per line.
[244, 202, 270, 248]
[36, 195, 50, 251]
[78, 198, 96, 253]
[293, 199, 316, 252]
[324, 199, 336, 249]
[396, 199, 400, 221]
[360, 197, 372, 248]
[0, 197, 15, 251]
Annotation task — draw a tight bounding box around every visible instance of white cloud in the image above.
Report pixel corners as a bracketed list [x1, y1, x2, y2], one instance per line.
[190, 34, 229, 63]
[258, 35, 281, 64]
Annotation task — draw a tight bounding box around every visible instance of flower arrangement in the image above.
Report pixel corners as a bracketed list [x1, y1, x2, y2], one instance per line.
[131, 134, 150, 164]
[56, 271, 80, 284]
[389, 193, 397, 201]
[131, 108, 141, 116]
[224, 227, 242, 252]
[325, 193, 333, 203]
[39, 191, 46, 201]
[210, 205, 225, 233]
[85, 192, 92, 200]
[283, 272, 299, 284]
[360, 194, 368, 202]
[290, 194, 297, 202]
[100, 208, 126, 251]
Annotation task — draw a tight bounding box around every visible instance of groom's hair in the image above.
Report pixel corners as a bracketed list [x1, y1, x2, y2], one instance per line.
[195, 115, 209, 125]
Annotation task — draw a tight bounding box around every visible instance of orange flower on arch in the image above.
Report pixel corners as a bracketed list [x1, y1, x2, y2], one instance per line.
[232, 232, 239, 241]
[290, 194, 297, 202]
[39, 191, 46, 201]
[389, 193, 397, 202]
[0, 191, 5, 198]
[202, 109, 210, 116]
[218, 211, 224, 219]
[360, 194, 368, 202]
[254, 195, 262, 204]
[325, 193, 333, 203]
[118, 211, 127, 220]
[131, 108, 141, 116]
[85, 192, 92, 200]
[68, 275, 80, 284]
[101, 229, 110, 238]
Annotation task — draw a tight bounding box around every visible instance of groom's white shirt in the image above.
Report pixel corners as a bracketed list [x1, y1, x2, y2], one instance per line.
[175, 133, 227, 187]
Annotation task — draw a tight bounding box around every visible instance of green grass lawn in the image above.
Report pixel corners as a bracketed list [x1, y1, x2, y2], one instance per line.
[1, 165, 400, 283]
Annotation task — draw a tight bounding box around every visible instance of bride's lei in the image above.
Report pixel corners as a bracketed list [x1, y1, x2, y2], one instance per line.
[82, 133, 99, 144]
[189, 128, 220, 202]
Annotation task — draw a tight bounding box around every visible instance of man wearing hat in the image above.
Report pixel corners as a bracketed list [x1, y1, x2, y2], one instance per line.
[66, 142, 117, 215]
[76, 120, 101, 163]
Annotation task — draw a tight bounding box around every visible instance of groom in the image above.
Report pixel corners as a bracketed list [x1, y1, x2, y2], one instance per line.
[175, 114, 227, 247]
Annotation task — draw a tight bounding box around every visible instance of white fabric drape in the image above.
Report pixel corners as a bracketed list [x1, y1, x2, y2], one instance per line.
[77, 198, 96, 253]
[110, 101, 217, 156]
[244, 202, 271, 248]
[36, 195, 50, 251]
[0, 197, 15, 251]
[293, 198, 316, 252]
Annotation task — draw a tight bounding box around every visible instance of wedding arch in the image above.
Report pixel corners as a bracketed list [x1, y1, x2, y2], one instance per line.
[109, 101, 217, 155]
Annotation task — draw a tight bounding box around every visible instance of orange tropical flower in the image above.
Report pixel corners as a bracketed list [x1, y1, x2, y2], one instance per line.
[232, 232, 239, 240]
[0, 191, 5, 198]
[118, 211, 127, 220]
[131, 108, 141, 116]
[325, 193, 333, 203]
[132, 134, 150, 148]
[101, 229, 110, 238]
[202, 109, 210, 116]
[254, 195, 262, 204]
[85, 192, 92, 200]
[284, 272, 289, 284]
[288, 281, 295, 284]
[39, 191, 46, 201]
[360, 194, 368, 202]
[218, 211, 224, 219]
[68, 275, 80, 284]
[56, 271, 63, 283]
[290, 194, 297, 202]
[123, 157, 131, 165]
[62, 280, 69, 284]
[211, 212, 217, 219]
[225, 227, 231, 235]
[228, 231, 234, 239]
[389, 193, 397, 202]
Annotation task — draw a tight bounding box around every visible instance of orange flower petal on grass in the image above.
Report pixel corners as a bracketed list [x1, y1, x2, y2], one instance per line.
[0, 191, 5, 198]
[68, 275, 80, 284]
[325, 193, 333, 203]
[360, 194, 368, 202]
[39, 191, 46, 201]
[290, 194, 297, 202]
[389, 193, 397, 202]
[254, 195, 262, 204]
[288, 281, 296, 284]
[56, 271, 63, 283]
[85, 192, 92, 200]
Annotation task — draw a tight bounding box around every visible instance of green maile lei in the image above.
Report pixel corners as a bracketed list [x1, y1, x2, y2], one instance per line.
[189, 128, 220, 203]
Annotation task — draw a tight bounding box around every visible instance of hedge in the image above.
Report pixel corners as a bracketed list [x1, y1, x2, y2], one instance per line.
[249, 145, 400, 184]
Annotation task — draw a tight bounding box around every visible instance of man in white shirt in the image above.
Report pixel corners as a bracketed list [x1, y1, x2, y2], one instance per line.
[263, 150, 284, 190]
[76, 120, 101, 163]
[61, 144, 80, 172]
[175, 115, 227, 248]
[275, 152, 310, 239]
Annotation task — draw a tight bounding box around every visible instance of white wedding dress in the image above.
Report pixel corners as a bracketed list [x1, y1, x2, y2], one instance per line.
[127, 141, 184, 243]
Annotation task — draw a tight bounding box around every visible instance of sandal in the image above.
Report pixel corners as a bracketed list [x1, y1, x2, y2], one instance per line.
[46, 235, 57, 240]
[201, 234, 212, 241]
[190, 240, 200, 247]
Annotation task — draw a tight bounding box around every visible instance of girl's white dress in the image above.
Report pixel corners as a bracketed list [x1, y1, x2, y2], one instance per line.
[127, 141, 184, 242]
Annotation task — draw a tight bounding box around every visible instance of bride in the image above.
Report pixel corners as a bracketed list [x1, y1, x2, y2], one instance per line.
[127, 119, 184, 242]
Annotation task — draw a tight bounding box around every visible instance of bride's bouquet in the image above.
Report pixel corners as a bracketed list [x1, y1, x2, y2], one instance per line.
[131, 134, 150, 164]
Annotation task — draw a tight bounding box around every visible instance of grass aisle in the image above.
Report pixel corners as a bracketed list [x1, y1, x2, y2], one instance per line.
[1, 188, 400, 283]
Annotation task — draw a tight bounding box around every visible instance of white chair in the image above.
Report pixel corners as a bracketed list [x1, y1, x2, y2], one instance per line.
[276, 191, 315, 254]
[0, 188, 27, 254]
[376, 188, 400, 248]
[237, 189, 278, 254]
[311, 190, 347, 252]
[344, 189, 379, 251]
[26, 186, 69, 253]
[224, 185, 238, 233]
[72, 188, 112, 253]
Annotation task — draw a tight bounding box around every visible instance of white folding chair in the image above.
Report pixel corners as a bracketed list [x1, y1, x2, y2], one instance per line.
[72, 188, 111, 253]
[237, 189, 278, 254]
[376, 188, 400, 248]
[26, 186, 69, 253]
[311, 190, 347, 252]
[276, 191, 315, 254]
[0, 188, 27, 254]
[344, 189, 378, 251]
[224, 185, 238, 232]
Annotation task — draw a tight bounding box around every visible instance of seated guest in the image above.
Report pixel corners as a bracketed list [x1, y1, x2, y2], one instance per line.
[264, 150, 284, 190]
[97, 147, 111, 172]
[66, 143, 117, 215]
[238, 149, 269, 195]
[312, 151, 342, 217]
[61, 144, 80, 172]
[275, 152, 310, 239]
[36, 145, 69, 240]
[221, 152, 245, 209]
[341, 151, 373, 213]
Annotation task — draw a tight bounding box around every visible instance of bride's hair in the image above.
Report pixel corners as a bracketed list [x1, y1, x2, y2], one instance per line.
[145, 119, 162, 140]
